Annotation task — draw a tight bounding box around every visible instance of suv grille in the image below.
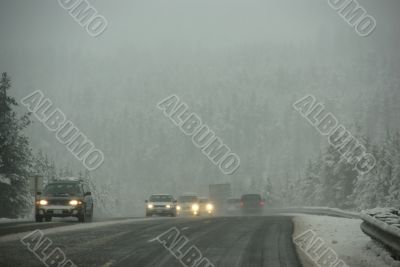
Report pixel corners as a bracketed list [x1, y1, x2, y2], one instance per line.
[48, 199, 70, 205]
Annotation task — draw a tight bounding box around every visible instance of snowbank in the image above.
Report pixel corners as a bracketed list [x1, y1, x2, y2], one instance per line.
[293, 214, 398, 267]
[0, 218, 32, 224]
[362, 207, 400, 232]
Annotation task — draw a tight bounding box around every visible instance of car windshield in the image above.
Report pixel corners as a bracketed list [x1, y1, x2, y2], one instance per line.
[149, 195, 173, 202]
[179, 196, 198, 203]
[44, 183, 82, 197]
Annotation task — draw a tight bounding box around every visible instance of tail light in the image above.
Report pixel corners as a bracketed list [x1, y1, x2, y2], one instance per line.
[240, 201, 244, 207]
[260, 201, 265, 206]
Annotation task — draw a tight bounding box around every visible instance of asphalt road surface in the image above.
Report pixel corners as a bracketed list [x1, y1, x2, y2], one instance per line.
[0, 216, 302, 267]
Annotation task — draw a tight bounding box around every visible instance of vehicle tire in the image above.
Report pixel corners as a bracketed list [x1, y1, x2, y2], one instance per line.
[35, 215, 43, 222]
[87, 205, 94, 222]
[78, 208, 86, 223]
[45, 216, 52, 222]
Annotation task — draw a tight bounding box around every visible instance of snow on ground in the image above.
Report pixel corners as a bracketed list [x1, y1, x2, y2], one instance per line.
[293, 214, 398, 267]
[0, 217, 173, 243]
[0, 217, 33, 224]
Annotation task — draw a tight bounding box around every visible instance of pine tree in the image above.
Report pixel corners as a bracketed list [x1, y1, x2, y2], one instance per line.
[48, 160, 58, 183]
[0, 73, 33, 218]
[31, 150, 58, 186]
[385, 132, 400, 207]
[352, 144, 384, 210]
[298, 159, 321, 206]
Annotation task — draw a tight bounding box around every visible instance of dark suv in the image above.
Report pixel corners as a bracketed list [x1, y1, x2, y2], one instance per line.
[36, 178, 94, 223]
[240, 194, 265, 214]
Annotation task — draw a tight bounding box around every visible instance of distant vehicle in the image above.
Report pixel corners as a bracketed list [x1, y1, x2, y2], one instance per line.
[209, 184, 232, 214]
[177, 194, 200, 216]
[226, 198, 241, 214]
[145, 194, 177, 217]
[240, 194, 265, 214]
[36, 178, 94, 223]
[199, 197, 215, 215]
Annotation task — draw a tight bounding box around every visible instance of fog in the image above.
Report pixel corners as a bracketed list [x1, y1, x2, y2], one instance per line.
[1, 0, 399, 215]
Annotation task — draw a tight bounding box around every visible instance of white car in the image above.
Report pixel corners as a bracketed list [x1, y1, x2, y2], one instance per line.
[145, 194, 177, 217]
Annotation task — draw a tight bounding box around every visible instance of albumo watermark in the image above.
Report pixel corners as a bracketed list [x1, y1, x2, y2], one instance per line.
[327, 0, 376, 37]
[58, 0, 108, 37]
[294, 229, 349, 267]
[158, 95, 240, 175]
[21, 229, 77, 267]
[293, 95, 376, 175]
[154, 227, 215, 267]
[21, 90, 104, 171]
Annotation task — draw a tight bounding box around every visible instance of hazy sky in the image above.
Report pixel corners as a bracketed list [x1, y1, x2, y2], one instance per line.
[1, 0, 399, 51]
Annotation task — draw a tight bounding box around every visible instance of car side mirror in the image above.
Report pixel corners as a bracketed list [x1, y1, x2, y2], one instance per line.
[37, 192, 42, 195]
[145, 200, 148, 203]
[84, 192, 92, 196]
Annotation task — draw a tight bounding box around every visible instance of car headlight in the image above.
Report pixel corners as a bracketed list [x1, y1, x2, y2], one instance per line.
[176, 205, 181, 211]
[147, 204, 154, 209]
[192, 204, 199, 211]
[39, 200, 48, 206]
[69, 200, 82, 206]
[166, 205, 171, 209]
[206, 204, 214, 211]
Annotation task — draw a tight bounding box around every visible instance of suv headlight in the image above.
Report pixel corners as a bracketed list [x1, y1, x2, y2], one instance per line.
[147, 204, 153, 209]
[206, 204, 214, 211]
[39, 200, 48, 206]
[69, 200, 82, 206]
[166, 205, 171, 209]
[191, 204, 199, 211]
[176, 205, 181, 211]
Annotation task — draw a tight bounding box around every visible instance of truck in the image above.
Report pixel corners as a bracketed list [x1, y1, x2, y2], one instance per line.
[208, 183, 232, 215]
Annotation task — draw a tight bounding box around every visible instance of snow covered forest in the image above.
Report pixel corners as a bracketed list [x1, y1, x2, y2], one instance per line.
[1, 1, 399, 217]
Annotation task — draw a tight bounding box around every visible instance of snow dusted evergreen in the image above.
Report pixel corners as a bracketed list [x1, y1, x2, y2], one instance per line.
[0, 73, 32, 218]
[290, 132, 400, 211]
[0, 73, 72, 218]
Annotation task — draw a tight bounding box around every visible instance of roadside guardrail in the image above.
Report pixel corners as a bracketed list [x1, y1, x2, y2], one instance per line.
[267, 207, 359, 219]
[360, 208, 400, 259]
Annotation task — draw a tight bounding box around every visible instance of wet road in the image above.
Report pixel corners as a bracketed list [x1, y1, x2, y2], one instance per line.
[0, 216, 301, 267]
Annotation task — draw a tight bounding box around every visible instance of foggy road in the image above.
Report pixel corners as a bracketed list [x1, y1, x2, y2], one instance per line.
[0, 216, 301, 267]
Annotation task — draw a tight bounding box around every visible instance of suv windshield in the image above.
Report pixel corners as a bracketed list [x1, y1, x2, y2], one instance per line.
[44, 183, 82, 197]
[149, 195, 173, 202]
[179, 196, 198, 203]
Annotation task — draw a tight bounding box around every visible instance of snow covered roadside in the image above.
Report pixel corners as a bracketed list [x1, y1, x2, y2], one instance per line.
[293, 214, 399, 267]
[0, 217, 173, 243]
[0, 217, 33, 224]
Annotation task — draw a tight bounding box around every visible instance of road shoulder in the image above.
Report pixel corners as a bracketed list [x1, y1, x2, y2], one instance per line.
[293, 214, 392, 267]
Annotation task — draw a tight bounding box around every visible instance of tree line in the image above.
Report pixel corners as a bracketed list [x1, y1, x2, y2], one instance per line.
[282, 130, 400, 210]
